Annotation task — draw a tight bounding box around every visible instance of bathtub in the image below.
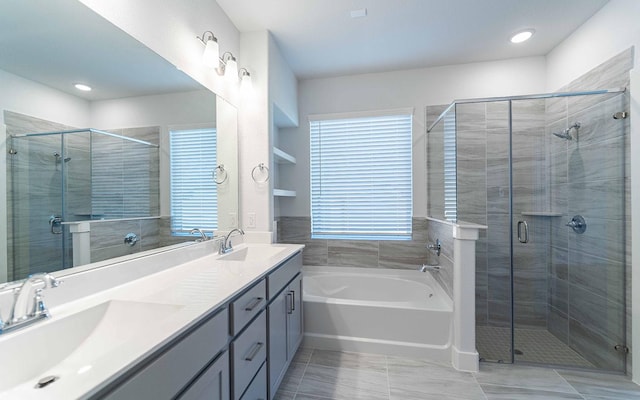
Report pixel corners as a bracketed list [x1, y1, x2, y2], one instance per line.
[303, 266, 453, 362]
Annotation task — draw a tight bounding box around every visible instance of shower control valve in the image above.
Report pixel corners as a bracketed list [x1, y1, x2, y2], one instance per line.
[427, 239, 441, 257]
[566, 215, 586, 234]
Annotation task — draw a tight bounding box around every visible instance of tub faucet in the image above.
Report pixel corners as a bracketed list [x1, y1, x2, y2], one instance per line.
[1, 273, 61, 334]
[419, 264, 441, 272]
[220, 228, 245, 254]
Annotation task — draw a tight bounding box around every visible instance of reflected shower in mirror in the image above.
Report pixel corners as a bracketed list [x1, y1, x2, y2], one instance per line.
[0, 0, 238, 283]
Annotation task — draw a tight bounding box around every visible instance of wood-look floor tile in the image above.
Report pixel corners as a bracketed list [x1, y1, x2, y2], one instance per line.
[481, 384, 584, 399]
[296, 364, 389, 400]
[309, 349, 387, 373]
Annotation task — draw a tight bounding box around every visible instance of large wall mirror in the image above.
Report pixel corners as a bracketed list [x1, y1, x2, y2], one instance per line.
[0, 0, 239, 284]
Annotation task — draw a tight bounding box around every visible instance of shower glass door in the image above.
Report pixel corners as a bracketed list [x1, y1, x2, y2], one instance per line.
[8, 133, 67, 280]
[510, 92, 627, 371]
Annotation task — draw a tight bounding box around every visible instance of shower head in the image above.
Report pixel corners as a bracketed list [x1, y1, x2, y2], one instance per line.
[552, 122, 581, 141]
[552, 131, 573, 140]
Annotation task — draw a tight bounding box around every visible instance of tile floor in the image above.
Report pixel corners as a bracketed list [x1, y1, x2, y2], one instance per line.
[274, 348, 640, 400]
[476, 326, 594, 367]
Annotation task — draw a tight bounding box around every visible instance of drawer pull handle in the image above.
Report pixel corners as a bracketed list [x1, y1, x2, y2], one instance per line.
[244, 297, 263, 311]
[244, 342, 264, 362]
[287, 293, 293, 314]
[290, 290, 296, 311]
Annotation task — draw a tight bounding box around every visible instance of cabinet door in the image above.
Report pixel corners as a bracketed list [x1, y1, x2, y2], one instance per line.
[268, 290, 288, 396]
[287, 275, 303, 356]
[178, 352, 229, 400]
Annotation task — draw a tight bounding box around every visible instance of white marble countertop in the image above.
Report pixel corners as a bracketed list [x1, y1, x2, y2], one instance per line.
[0, 242, 304, 399]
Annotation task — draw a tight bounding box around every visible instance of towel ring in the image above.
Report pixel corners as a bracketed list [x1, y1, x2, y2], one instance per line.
[213, 164, 228, 184]
[251, 163, 269, 183]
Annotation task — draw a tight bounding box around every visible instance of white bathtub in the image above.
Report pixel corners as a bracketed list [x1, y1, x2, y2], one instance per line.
[303, 266, 453, 361]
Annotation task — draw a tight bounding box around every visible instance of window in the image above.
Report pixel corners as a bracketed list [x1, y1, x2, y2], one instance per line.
[170, 128, 217, 235]
[310, 110, 413, 240]
[443, 110, 457, 221]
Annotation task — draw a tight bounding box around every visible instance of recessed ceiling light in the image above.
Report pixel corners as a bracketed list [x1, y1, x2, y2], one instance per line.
[74, 83, 92, 91]
[510, 29, 535, 44]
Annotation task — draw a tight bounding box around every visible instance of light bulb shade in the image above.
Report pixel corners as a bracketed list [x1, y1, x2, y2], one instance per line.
[240, 71, 252, 90]
[226, 57, 238, 83]
[202, 38, 219, 68]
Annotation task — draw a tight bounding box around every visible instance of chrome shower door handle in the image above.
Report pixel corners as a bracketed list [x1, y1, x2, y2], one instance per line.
[49, 216, 63, 234]
[517, 221, 529, 243]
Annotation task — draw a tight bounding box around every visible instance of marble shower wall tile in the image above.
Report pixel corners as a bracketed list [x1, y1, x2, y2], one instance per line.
[543, 48, 632, 371]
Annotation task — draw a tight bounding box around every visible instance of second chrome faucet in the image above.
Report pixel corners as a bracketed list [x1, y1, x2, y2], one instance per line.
[220, 228, 245, 254]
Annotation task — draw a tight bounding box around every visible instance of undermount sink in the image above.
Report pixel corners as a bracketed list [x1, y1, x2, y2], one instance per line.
[0, 300, 182, 391]
[219, 245, 289, 262]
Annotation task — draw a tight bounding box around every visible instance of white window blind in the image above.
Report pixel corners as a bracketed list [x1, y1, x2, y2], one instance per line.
[310, 112, 413, 240]
[170, 128, 217, 235]
[443, 110, 457, 221]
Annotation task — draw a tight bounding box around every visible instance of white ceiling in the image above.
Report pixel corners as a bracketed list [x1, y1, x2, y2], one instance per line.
[0, 0, 203, 101]
[217, 0, 609, 79]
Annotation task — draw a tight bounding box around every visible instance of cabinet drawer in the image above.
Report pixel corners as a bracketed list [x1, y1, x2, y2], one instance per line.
[230, 279, 266, 336]
[239, 361, 266, 400]
[104, 309, 229, 400]
[267, 252, 302, 299]
[232, 311, 267, 400]
[178, 351, 229, 400]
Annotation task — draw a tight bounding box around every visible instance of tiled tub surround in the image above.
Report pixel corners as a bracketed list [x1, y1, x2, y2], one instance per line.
[282, 216, 484, 372]
[425, 48, 632, 370]
[277, 217, 432, 270]
[0, 241, 304, 398]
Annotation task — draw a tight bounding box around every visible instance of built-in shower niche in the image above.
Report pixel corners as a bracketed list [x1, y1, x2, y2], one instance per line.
[6, 111, 161, 280]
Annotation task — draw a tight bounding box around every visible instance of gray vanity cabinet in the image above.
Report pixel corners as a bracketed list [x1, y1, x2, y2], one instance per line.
[267, 253, 303, 398]
[101, 309, 229, 400]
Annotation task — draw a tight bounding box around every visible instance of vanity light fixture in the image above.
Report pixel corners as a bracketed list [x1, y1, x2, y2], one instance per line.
[217, 51, 239, 82]
[74, 83, 92, 91]
[196, 31, 219, 68]
[239, 68, 252, 90]
[510, 29, 535, 44]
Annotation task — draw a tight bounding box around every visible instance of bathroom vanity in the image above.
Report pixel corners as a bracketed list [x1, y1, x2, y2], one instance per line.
[0, 241, 304, 400]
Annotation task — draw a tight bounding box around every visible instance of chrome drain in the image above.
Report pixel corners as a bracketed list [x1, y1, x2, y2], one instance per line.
[35, 375, 59, 389]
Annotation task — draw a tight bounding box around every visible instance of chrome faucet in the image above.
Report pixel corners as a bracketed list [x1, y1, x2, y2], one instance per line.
[1, 273, 61, 334]
[220, 228, 245, 254]
[419, 264, 441, 272]
[190, 228, 209, 242]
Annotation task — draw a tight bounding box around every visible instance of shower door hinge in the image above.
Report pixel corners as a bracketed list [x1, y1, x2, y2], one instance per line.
[614, 344, 629, 353]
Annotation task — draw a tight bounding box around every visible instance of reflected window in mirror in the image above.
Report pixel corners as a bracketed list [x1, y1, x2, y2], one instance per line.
[169, 127, 218, 236]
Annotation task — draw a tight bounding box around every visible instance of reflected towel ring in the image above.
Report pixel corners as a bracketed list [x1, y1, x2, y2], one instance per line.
[251, 163, 269, 183]
[213, 164, 228, 184]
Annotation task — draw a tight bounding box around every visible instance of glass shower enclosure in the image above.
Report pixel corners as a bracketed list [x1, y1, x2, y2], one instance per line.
[427, 87, 629, 372]
[7, 128, 159, 281]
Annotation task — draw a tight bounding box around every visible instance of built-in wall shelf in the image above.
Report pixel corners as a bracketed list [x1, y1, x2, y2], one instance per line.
[273, 147, 296, 164]
[521, 211, 563, 217]
[273, 189, 296, 197]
